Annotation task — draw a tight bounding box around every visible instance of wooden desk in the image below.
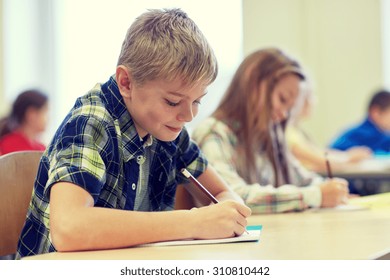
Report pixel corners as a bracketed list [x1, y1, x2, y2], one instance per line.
[24, 201, 390, 260]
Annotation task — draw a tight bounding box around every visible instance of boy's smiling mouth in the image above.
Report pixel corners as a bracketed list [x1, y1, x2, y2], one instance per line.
[166, 125, 182, 133]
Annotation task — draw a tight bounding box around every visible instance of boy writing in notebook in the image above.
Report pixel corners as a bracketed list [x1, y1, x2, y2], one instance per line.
[16, 8, 250, 259]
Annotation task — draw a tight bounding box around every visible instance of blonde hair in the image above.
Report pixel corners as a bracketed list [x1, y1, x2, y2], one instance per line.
[213, 48, 305, 184]
[117, 8, 218, 87]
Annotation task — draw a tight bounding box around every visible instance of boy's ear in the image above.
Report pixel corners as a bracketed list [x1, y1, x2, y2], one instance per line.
[369, 106, 379, 118]
[369, 106, 384, 125]
[116, 66, 132, 98]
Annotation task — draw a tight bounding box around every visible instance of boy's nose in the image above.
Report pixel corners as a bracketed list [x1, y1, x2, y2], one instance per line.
[177, 106, 194, 122]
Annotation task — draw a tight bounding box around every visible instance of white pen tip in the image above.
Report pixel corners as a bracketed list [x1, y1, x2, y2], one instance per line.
[181, 168, 191, 178]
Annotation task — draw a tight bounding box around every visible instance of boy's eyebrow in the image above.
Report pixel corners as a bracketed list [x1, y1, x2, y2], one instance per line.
[167, 91, 208, 98]
[167, 91, 185, 97]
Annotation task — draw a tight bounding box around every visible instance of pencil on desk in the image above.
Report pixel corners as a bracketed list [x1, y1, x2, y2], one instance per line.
[181, 168, 219, 204]
[325, 152, 333, 178]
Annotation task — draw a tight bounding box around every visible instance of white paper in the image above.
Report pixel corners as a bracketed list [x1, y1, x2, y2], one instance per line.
[138, 227, 261, 247]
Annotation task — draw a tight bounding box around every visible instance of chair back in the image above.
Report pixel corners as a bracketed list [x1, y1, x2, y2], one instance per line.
[0, 151, 43, 258]
[174, 185, 196, 210]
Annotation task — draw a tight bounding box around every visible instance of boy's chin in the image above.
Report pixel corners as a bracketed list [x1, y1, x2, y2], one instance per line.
[154, 133, 180, 142]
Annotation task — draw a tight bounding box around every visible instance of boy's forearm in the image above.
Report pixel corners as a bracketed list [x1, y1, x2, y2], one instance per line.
[51, 207, 196, 252]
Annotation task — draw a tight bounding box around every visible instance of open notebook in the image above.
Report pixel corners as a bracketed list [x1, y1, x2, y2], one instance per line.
[138, 225, 262, 247]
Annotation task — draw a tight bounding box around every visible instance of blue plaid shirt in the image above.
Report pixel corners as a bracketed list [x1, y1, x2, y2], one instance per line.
[16, 76, 207, 259]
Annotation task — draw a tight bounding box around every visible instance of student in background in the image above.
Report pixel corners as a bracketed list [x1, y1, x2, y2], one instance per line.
[16, 8, 250, 259]
[329, 90, 390, 155]
[286, 82, 372, 174]
[192, 48, 349, 214]
[0, 89, 48, 155]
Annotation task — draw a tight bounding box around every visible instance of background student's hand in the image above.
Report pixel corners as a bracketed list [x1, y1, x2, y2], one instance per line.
[346, 146, 373, 162]
[189, 200, 251, 239]
[319, 178, 349, 208]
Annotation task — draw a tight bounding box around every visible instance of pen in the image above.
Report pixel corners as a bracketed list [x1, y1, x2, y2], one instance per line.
[181, 168, 249, 235]
[181, 168, 219, 204]
[325, 152, 333, 178]
[325, 152, 349, 205]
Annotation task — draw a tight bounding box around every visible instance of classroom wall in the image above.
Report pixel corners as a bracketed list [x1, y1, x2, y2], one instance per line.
[243, 0, 383, 146]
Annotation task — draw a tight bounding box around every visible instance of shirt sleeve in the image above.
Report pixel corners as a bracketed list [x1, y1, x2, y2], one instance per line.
[193, 121, 322, 214]
[45, 109, 112, 202]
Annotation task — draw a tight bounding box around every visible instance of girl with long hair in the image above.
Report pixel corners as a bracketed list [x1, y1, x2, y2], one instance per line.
[192, 48, 349, 213]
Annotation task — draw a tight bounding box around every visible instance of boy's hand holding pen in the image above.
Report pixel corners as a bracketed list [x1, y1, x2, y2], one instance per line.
[181, 168, 250, 236]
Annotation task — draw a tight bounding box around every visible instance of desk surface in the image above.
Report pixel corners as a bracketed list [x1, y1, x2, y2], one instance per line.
[24, 197, 390, 260]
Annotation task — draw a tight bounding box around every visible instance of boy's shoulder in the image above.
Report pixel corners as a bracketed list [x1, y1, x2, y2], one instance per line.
[70, 77, 123, 123]
[78, 83, 108, 106]
[69, 86, 110, 122]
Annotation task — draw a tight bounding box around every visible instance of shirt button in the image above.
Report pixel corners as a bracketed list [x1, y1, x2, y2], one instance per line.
[132, 183, 136, 190]
[137, 155, 145, 165]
